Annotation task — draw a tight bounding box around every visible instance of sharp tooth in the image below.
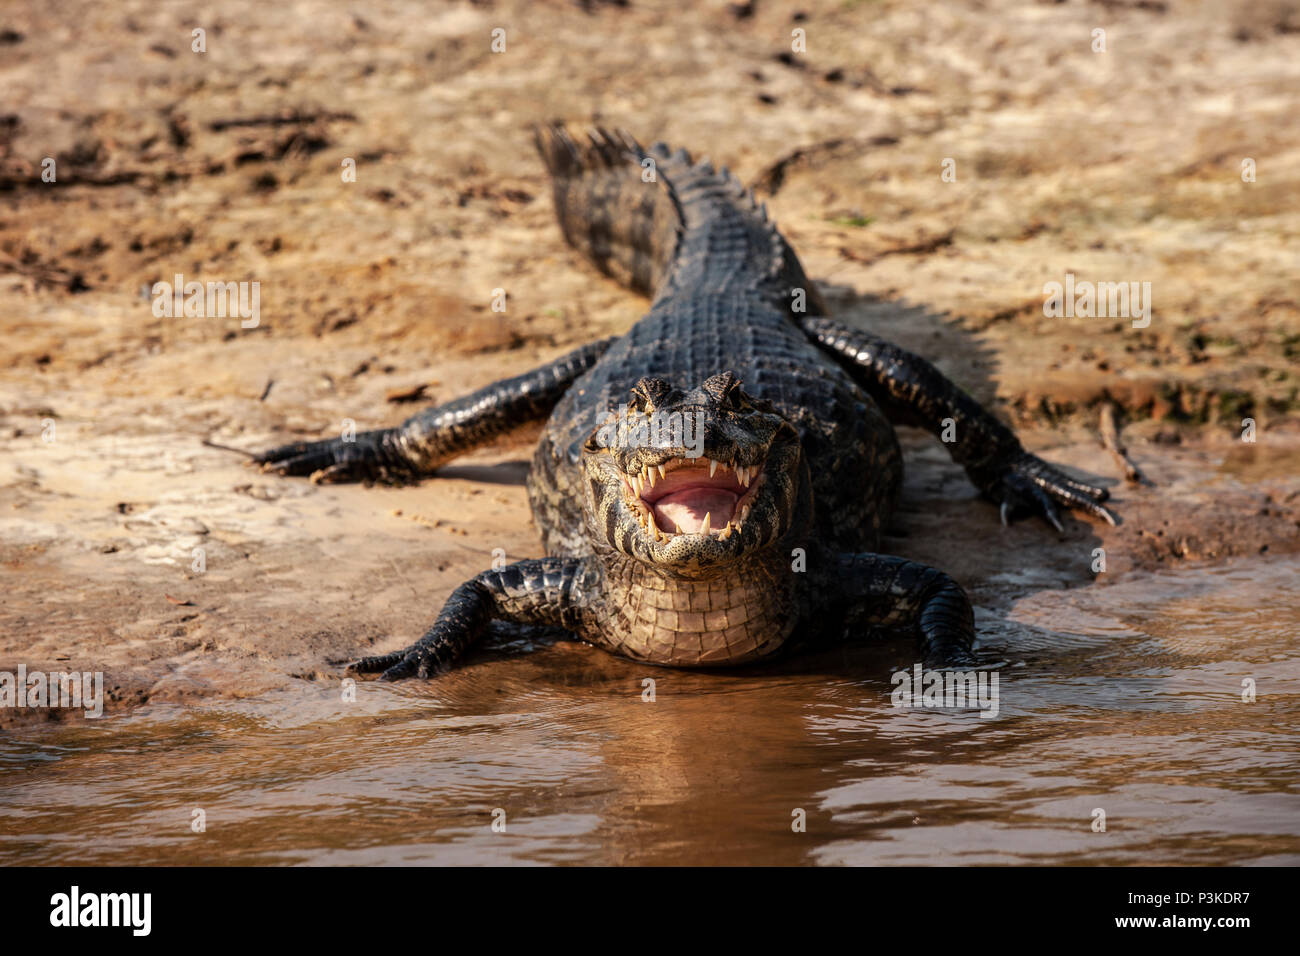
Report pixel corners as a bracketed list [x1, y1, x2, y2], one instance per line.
[647, 466, 657, 488]
[658, 464, 667, 481]
[738, 466, 749, 486]
[720, 522, 733, 540]
[647, 510, 659, 538]
[633, 474, 643, 496]
[700, 512, 711, 535]
[709, 458, 718, 478]
[740, 504, 751, 522]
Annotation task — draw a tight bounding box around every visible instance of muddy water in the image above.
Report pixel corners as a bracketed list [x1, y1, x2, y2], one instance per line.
[2, 554, 1297, 866]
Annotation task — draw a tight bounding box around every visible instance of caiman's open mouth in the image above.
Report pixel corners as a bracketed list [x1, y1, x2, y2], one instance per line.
[623, 456, 764, 538]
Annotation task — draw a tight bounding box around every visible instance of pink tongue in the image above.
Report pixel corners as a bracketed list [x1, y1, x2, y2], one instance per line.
[653, 488, 738, 533]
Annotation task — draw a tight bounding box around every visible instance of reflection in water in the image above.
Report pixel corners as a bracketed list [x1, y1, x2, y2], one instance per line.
[2, 555, 1297, 865]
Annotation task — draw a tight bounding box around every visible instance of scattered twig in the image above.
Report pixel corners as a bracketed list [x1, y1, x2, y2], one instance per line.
[1100, 402, 1150, 485]
[1090, 0, 1168, 12]
[754, 135, 899, 195]
[164, 594, 194, 606]
[201, 438, 257, 459]
[386, 382, 431, 404]
[206, 110, 357, 132]
[837, 229, 954, 265]
[258, 379, 274, 402]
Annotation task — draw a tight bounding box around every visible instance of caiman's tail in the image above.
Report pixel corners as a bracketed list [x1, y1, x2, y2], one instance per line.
[533, 123, 826, 315]
[533, 125, 680, 298]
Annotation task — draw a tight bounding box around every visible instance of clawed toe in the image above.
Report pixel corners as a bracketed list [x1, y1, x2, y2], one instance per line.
[925, 649, 981, 669]
[348, 650, 405, 676]
[312, 461, 361, 484]
[378, 659, 418, 681]
[251, 439, 337, 477]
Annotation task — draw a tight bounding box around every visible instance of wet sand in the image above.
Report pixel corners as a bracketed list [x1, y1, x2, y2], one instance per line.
[3, 553, 1297, 865]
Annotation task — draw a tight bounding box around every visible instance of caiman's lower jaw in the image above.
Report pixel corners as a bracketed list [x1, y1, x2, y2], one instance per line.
[623, 455, 764, 540]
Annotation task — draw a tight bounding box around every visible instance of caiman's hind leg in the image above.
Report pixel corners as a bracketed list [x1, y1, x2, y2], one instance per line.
[253, 337, 614, 484]
[801, 317, 1115, 530]
[349, 558, 591, 680]
[831, 551, 981, 668]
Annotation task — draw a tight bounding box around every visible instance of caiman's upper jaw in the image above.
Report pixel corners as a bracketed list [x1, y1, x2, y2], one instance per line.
[622, 454, 765, 539]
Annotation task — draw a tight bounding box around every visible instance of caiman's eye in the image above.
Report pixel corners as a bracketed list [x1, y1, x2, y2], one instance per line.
[630, 376, 673, 413]
[701, 370, 744, 408]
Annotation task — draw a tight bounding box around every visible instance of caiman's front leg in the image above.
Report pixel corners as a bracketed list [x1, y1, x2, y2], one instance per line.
[349, 557, 591, 680]
[831, 551, 980, 668]
[253, 337, 615, 484]
[801, 317, 1115, 529]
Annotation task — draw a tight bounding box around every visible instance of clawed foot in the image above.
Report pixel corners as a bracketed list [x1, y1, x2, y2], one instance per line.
[994, 451, 1117, 531]
[347, 644, 450, 681]
[924, 645, 980, 669]
[921, 633, 1005, 671]
[252, 428, 418, 485]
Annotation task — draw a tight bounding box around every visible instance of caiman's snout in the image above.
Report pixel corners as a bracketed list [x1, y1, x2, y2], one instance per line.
[581, 371, 804, 570]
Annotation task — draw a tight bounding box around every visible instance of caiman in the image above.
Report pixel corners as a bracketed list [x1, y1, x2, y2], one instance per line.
[253, 125, 1116, 680]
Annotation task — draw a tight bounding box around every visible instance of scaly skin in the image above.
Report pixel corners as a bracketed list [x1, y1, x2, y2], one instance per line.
[254, 124, 1116, 680]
